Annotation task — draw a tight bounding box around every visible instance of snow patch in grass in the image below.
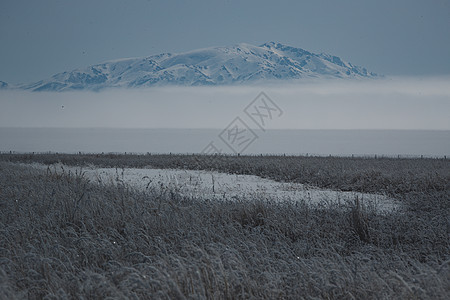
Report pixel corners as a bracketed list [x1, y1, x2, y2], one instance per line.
[27, 162, 401, 213]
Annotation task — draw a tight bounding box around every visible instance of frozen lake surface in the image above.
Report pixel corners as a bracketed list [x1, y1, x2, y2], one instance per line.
[26, 163, 401, 213]
[1, 128, 449, 157]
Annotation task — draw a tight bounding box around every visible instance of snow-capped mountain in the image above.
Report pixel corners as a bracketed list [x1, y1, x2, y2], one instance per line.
[23, 42, 378, 91]
[0, 81, 8, 89]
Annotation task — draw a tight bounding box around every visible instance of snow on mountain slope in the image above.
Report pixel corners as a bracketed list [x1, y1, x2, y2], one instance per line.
[23, 42, 378, 91]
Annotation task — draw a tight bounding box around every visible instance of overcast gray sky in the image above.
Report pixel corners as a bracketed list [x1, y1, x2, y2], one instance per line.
[1, 0, 449, 84]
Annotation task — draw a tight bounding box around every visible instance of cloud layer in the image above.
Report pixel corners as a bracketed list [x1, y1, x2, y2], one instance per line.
[1, 77, 449, 130]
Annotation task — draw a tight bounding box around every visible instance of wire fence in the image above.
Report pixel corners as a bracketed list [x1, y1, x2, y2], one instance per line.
[0, 151, 448, 160]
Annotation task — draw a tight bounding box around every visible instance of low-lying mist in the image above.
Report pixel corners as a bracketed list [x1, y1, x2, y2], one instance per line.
[1, 76, 449, 130]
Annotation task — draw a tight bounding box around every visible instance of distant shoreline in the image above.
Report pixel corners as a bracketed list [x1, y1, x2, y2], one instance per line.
[1, 127, 449, 157]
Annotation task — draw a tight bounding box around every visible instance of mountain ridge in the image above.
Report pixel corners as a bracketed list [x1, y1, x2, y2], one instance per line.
[20, 42, 378, 91]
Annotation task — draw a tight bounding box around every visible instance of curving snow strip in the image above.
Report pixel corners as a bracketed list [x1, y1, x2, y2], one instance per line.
[25, 162, 401, 213]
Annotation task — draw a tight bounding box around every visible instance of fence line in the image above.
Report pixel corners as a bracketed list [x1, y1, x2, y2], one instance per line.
[0, 151, 448, 160]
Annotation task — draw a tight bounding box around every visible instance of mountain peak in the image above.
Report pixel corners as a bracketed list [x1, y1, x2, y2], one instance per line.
[22, 43, 379, 91]
[260, 41, 283, 48]
[260, 41, 298, 50]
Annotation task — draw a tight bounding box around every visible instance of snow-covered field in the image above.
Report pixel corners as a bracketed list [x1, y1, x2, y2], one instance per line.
[27, 163, 400, 213]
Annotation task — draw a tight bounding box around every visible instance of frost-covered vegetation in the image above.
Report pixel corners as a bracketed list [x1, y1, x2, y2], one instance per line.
[0, 154, 449, 299]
